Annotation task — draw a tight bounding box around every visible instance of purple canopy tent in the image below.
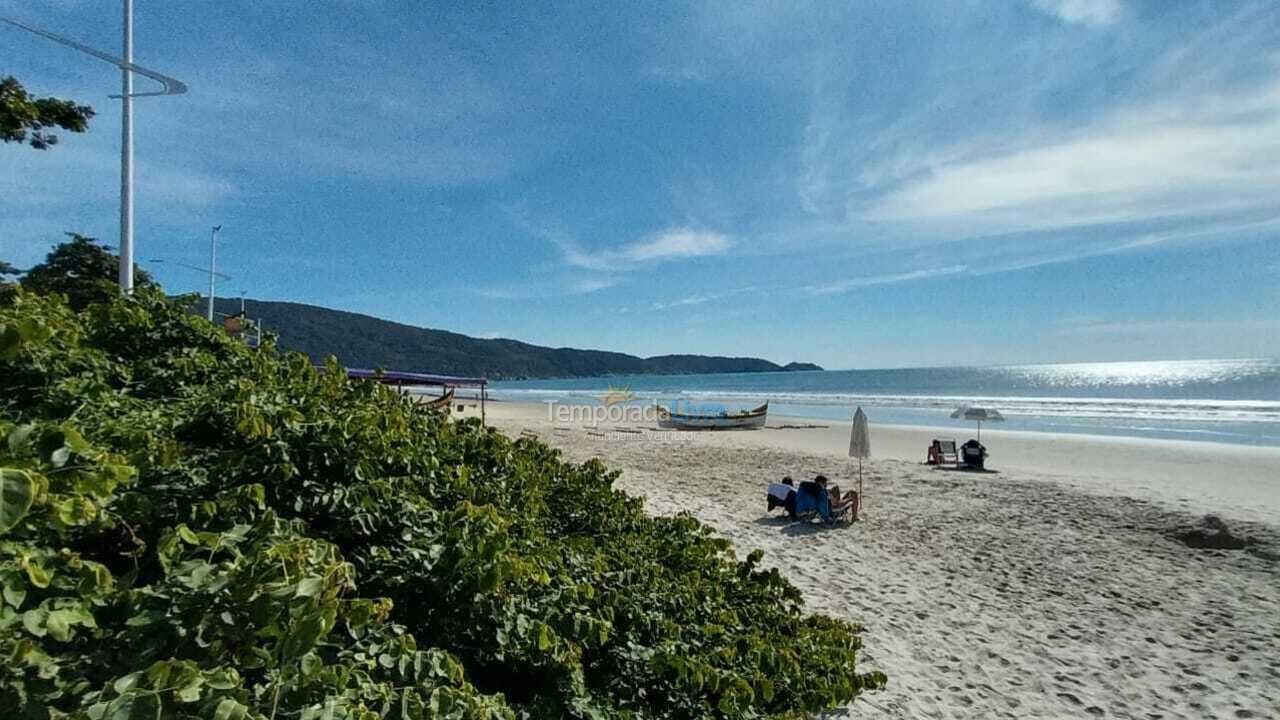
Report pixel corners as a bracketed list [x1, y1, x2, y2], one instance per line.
[327, 368, 490, 422]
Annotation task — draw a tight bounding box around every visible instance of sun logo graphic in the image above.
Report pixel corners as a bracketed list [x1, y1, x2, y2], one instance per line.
[596, 384, 636, 406]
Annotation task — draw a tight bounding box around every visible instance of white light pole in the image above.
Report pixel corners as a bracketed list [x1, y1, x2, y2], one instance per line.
[119, 0, 134, 293]
[207, 225, 222, 321]
[1, 6, 187, 295]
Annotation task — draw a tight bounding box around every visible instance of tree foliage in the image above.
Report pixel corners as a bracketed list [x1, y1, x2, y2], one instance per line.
[0, 287, 884, 719]
[20, 234, 154, 310]
[1, 76, 95, 150]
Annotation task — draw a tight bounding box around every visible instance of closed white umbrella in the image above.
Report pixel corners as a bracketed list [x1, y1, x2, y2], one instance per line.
[950, 405, 1004, 442]
[849, 406, 870, 502]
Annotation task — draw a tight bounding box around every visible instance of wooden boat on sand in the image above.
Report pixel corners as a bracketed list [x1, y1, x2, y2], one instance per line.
[656, 402, 768, 430]
[422, 387, 455, 410]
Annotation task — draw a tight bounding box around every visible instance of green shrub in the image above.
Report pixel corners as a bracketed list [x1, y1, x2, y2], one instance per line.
[0, 288, 884, 719]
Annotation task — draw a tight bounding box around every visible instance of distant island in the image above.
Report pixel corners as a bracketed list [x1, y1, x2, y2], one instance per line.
[209, 297, 823, 380]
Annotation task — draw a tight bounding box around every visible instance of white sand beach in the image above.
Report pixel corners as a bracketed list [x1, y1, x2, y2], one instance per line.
[483, 401, 1280, 719]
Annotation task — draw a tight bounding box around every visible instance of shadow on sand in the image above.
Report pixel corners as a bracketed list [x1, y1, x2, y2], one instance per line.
[754, 514, 847, 536]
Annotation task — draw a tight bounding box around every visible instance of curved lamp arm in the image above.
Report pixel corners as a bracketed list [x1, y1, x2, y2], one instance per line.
[1, 15, 187, 97]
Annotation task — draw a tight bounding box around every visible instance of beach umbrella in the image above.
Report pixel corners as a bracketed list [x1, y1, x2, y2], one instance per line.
[950, 405, 1004, 442]
[849, 406, 870, 502]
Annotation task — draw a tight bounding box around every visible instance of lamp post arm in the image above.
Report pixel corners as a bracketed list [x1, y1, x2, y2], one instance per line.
[1, 15, 187, 97]
[150, 258, 231, 280]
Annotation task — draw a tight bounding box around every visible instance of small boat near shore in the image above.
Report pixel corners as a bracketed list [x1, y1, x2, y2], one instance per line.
[657, 402, 768, 430]
[422, 387, 455, 409]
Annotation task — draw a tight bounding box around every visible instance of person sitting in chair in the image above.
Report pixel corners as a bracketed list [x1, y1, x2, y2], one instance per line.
[960, 439, 986, 470]
[815, 475, 859, 521]
[767, 476, 797, 518]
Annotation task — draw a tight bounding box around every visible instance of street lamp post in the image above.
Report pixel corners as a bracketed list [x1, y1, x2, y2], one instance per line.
[1, 5, 187, 295]
[119, 0, 134, 293]
[207, 225, 222, 321]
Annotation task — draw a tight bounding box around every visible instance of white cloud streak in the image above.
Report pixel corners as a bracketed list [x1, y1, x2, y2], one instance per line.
[1055, 318, 1280, 338]
[1030, 0, 1123, 27]
[858, 87, 1280, 231]
[0, 145, 236, 207]
[472, 275, 620, 300]
[561, 228, 733, 272]
[805, 265, 968, 295]
[782, 1, 1280, 279]
[651, 286, 755, 311]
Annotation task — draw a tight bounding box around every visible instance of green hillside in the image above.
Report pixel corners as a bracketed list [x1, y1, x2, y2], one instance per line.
[210, 297, 822, 379]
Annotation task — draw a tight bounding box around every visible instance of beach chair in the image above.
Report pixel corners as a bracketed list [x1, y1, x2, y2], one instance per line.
[795, 481, 851, 525]
[961, 439, 986, 470]
[766, 482, 796, 517]
[928, 438, 959, 466]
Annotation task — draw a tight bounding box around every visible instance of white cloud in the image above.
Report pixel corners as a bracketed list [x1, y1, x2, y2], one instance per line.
[0, 144, 237, 207]
[805, 265, 968, 295]
[561, 228, 733, 271]
[625, 229, 731, 262]
[572, 277, 619, 293]
[1055, 317, 1280, 338]
[781, 0, 1280, 288]
[652, 294, 713, 311]
[472, 275, 619, 300]
[651, 286, 755, 311]
[1030, 0, 1123, 27]
[854, 79, 1280, 233]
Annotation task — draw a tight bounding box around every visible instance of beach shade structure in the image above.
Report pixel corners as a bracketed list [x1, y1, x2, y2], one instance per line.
[950, 405, 1004, 442]
[849, 406, 870, 503]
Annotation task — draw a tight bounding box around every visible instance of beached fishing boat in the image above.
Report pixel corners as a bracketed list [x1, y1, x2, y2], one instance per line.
[657, 402, 768, 430]
[422, 387, 455, 409]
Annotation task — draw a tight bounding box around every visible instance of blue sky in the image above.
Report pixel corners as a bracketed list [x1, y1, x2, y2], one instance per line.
[3, 0, 1279, 369]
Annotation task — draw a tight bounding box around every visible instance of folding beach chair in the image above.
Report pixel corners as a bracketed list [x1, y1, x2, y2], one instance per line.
[928, 438, 959, 466]
[795, 481, 851, 525]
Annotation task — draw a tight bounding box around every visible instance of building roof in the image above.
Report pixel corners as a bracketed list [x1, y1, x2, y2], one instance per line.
[333, 368, 488, 387]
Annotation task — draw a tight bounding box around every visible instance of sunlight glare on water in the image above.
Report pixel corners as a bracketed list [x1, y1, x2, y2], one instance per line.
[1005, 359, 1274, 388]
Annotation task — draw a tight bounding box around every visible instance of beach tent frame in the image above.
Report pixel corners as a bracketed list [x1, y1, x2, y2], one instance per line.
[336, 368, 490, 422]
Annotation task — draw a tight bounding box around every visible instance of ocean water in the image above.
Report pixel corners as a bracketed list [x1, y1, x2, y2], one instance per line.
[490, 359, 1280, 447]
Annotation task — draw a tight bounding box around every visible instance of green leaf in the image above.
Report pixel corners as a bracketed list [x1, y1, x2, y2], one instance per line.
[204, 668, 239, 690]
[300, 652, 322, 677]
[176, 524, 199, 544]
[21, 607, 47, 637]
[45, 609, 72, 641]
[283, 613, 328, 660]
[6, 424, 35, 453]
[175, 677, 203, 703]
[294, 575, 324, 598]
[0, 468, 36, 533]
[113, 672, 142, 694]
[59, 423, 91, 452]
[1, 570, 26, 609]
[102, 692, 149, 720]
[213, 698, 246, 720]
[23, 559, 51, 589]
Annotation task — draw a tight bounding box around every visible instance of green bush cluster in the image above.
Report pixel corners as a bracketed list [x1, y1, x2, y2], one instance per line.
[0, 288, 884, 719]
